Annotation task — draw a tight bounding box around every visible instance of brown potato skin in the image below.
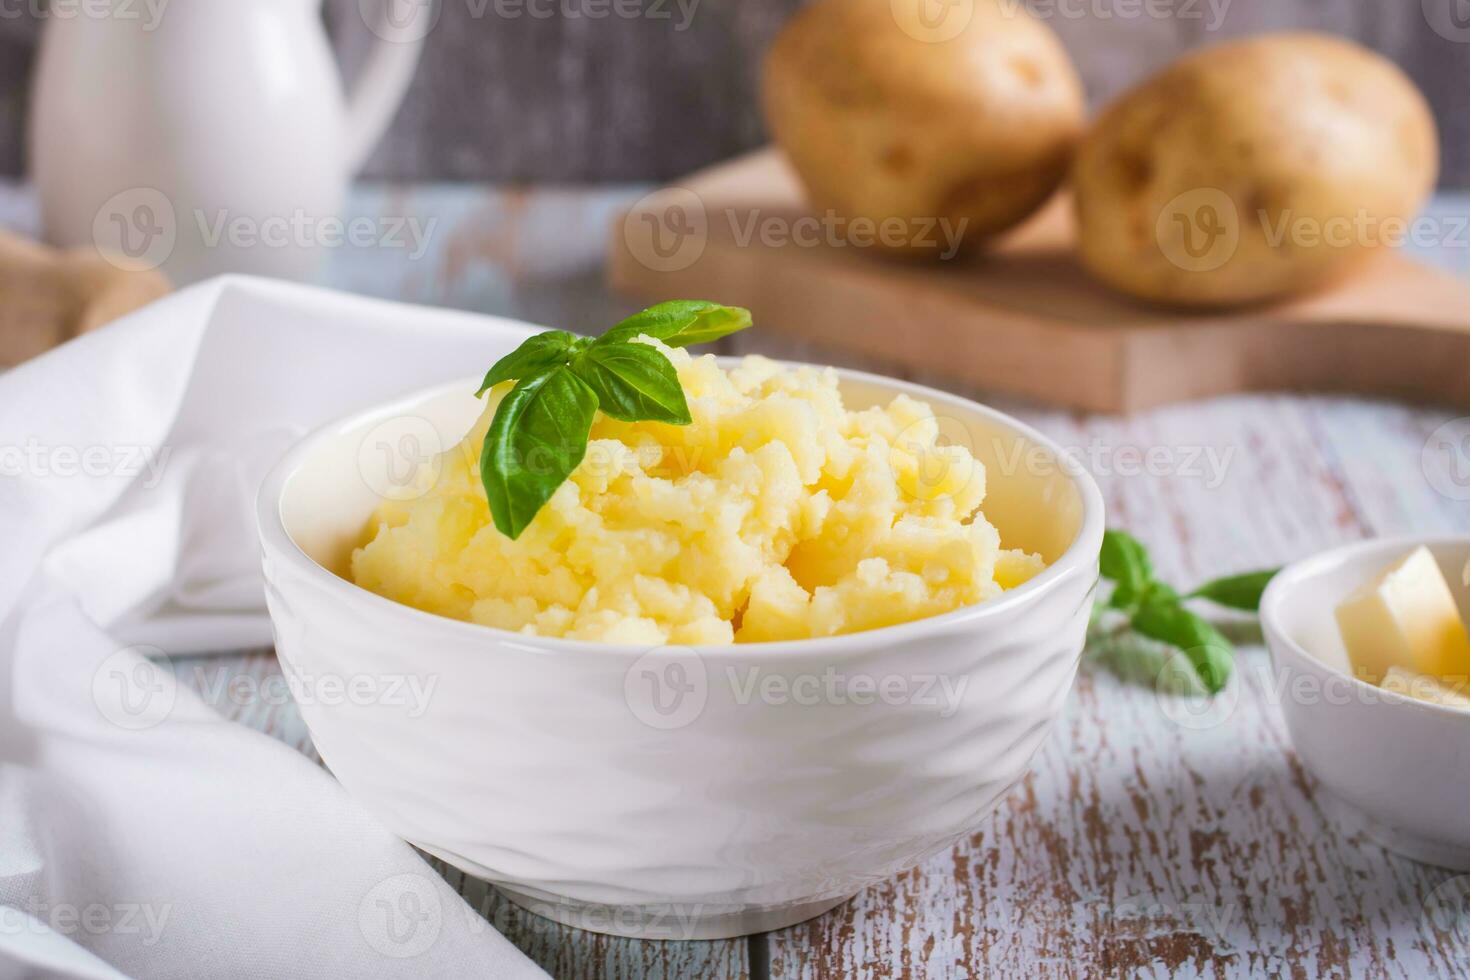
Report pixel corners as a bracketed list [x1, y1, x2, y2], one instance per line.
[1073, 33, 1440, 308]
[762, 0, 1085, 259]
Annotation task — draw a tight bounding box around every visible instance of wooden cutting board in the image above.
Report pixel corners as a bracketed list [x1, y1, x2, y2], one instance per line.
[0, 231, 171, 365]
[608, 149, 1470, 413]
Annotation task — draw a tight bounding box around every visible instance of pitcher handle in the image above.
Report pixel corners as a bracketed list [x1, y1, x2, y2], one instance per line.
[343, 0, 435, 173]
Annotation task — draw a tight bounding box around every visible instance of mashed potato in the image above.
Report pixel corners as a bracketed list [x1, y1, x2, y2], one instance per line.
[351, 343, 1045, 644]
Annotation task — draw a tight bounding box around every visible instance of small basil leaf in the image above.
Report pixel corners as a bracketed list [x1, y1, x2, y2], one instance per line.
[476, 331, 577, 396]
[599, 301, 752, 349]
[572, 342, 691, 425]
[1130, 594, 1234, 694]
[480, 367, 599, 539]
[1188, 569, 1280, 612]
[1101, 529, 1154, 612]
[1145, 581, 1179, 604]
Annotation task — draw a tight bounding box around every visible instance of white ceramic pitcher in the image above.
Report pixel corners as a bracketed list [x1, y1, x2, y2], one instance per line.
[28, 0, 431, 284]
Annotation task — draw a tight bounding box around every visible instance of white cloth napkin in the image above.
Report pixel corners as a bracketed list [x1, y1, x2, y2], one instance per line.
[0, 277, 548, 979]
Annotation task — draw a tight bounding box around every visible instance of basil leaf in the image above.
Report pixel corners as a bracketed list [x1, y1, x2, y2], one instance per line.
[480, 367, 599, 539]
[1131, 593, 1234, 694]
[1146, 581, 1179, 603]
[1100, 529, 1154, 612]
[1188, 569, 1280, 612]
[600, 301, 752, 349]
[572, 342, 691, 425]
[476, 331, 578, 396]
[471, 301, 757, 536]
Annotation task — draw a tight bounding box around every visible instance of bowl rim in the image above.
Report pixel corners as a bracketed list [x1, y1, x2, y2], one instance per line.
[256, 360, 1106, 659]
[1260, 533, 1470, 719]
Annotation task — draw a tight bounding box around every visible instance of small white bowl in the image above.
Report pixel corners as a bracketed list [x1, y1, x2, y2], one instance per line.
[1262, 536, 1470, 870]
[256, 365, 1104, 939]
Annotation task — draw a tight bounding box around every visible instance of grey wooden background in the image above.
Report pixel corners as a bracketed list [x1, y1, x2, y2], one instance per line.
[0, 0, 1468, 185]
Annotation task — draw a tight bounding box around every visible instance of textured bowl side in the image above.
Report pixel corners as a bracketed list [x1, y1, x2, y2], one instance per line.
[263, 546, 1096, 912]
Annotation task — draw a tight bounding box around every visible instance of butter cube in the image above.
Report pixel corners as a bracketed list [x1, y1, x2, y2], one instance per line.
[1335, 546, 1470, 685]
[1380, 666, 1470, 709]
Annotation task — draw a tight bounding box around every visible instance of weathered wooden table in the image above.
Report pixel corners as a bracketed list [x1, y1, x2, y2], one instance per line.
[10, 185, 1467, 978]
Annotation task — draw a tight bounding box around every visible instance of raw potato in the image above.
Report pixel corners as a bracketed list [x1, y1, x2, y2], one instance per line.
[762, 0, 1085, 258]
[1073, 33, 1439, 307]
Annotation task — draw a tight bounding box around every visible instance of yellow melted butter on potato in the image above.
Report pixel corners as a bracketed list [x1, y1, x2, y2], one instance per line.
[351, 343, 1045, 644]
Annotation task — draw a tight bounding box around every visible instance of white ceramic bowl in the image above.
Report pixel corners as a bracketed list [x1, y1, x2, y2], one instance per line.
[256, 365, 1104, 939]
[1262, 536, 1470, 870]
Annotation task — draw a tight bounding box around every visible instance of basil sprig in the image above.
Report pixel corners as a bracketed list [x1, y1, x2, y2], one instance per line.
[1093, 529, 1279, 695]
[1185, 570, 1280, 611]
[476, 301, 752, 540]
